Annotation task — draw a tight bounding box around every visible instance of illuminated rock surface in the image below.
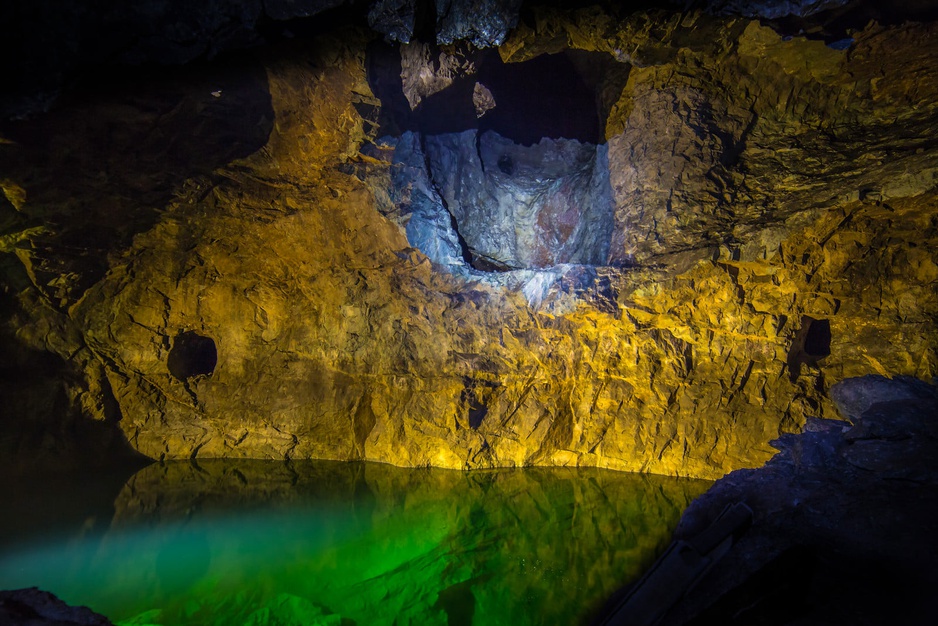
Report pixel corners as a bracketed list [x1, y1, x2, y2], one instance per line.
[1, 3, 937, 480]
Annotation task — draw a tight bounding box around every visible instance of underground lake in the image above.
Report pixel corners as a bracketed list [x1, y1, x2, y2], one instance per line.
[3, 0, 938, 623]
[0, 461, 709, 625]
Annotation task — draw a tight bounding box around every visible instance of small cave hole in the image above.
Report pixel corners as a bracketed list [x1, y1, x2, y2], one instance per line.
[168, 331, 217, 381]
[803, 318, 831, 357]
[787, 316, 831, 382]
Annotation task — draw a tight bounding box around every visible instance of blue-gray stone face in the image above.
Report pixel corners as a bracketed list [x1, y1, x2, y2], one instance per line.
[389, 132, 468, 267]
[434, 0, 524, 48]
[424, 130, 614, 269]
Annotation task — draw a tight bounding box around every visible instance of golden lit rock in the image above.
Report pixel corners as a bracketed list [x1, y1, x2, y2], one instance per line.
[1, 8, 936, 480]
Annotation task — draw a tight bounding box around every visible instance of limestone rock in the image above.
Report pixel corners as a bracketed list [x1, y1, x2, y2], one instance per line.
[369, 131, 467, 267]
[472, 82, 496, 117]
[830, 374, 938, 422]
[368, 0, 417, 44]
[399, 41, 478, 109]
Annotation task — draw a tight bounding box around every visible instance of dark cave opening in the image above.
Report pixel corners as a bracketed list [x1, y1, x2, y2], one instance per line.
[418, 50, 602, 145]
[364, 42, 626, 272]
[168, 331, 218, 381]
[367, 43, 628, 145]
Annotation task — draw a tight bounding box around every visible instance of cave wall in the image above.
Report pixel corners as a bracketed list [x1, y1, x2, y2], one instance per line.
[1, 5, 937, 478]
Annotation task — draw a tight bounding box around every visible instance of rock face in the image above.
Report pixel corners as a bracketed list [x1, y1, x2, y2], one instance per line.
[0, 588, 114, 626]
[424, 130, 612, 269]
[655, 376, 938, 624]
[1, 5, 937, 479]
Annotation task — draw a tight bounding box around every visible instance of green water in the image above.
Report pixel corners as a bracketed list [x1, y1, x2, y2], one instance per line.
[0, 461, 709, 626]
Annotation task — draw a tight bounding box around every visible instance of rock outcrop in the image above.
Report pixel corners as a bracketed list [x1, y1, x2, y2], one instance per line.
[0, 588, 114, 626]
[1, 5, 937, 479]
[648, 375, 938, 624]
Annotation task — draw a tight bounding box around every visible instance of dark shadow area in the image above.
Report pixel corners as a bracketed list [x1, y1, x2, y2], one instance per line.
[168, 331, 218, 381]
[761, 1, 938, 44]
[0, 292, 151, 477]
[433, 579, 476, 626]
[367, 44, 630, 145]
[787, 316, 831, 382]
[684, 545, 818, 626]
[803, 317, 831, 358]
[0, 465, 141, 557]
[0, 54, 273, 309]
[255, 2, 372, 42]
[683, 545, 936, 626]
[0, 0, 367, 118]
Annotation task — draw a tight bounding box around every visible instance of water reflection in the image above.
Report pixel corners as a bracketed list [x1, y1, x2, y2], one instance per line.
[0, 461, 709, 625]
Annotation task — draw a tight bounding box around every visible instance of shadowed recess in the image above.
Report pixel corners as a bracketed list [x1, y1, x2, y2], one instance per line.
[787, 316, 832, 382]
[0, 58, 273, 308]
[167, 331, 218, 381]
[367, 45, 629, 144]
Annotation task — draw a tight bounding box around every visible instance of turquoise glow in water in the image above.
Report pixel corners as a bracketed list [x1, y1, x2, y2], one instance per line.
[0, 461, 708, 625]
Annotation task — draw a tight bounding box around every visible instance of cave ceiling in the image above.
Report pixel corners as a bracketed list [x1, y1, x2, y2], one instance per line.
[1, 0, 937, 477]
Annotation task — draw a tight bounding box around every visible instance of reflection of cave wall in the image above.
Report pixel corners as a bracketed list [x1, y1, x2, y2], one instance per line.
[365, 45, 628, 271]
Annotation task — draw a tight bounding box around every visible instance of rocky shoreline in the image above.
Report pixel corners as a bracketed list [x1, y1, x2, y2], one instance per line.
[599, 374, 938, 625]
[6, 375, 937, 625]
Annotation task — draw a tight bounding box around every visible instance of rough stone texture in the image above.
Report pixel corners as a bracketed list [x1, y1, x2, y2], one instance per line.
[0, 588, 114, 626]
[366, 131, 467, 267]
[425, 130, 613, 269]
[1, 8, 937, 480]
[368, 0, 417, 44]
[434, 0, 524, 47]
[399, 41, 478, 109]
[472, 82, 496, 117]
[503, 9, 938, 266]
[366, 0, 527, 47]
[655, 376, 938, 624]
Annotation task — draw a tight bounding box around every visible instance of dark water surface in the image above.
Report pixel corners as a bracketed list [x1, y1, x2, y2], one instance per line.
[0, 461, 709, 626]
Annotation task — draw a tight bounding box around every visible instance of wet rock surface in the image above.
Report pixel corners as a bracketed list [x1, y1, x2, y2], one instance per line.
[658, 376, 938, 624]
